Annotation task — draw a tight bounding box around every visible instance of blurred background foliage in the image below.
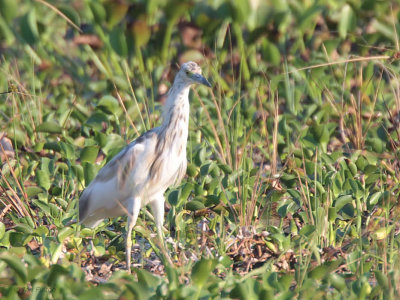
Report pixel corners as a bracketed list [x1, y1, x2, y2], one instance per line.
[0, 0, 400, 299]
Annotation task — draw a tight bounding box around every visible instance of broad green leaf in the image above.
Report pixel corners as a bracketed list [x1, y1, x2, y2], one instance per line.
[0, 254, 27, 283]
[89, 1, 106, 23]
[97, 95, 120, 115]
[338, 4, 354, 39]
[83, 162, 97, 185]
[131, 19, 151, 48]
[20, 10, 39, 45]
[374, 270, 388, 289]
[0, 222, 5, 240]
[80, 145, 100, 164]
[59, 142, 75, 159]
[329, 273, 346, 291]
[36, 122, 62, 134]
[47, 264, 69, 287]
[191, 259, 216, 288]
[57, 227, 74, 243]
[106, 1, 129, 27]
[0, 0, 17, 23]
[186, 200, 205, 211]
[26, 186, 43, 197]
[57, 5, 80, 27]
[299, 224, 315, 237]
[36, 170, 51, 190]
[334, 195, 353, 212]
[134, 268, 161, 288]
[109, 27, 128, 57]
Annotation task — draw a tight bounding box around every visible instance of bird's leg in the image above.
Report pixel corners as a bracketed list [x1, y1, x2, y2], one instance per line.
[126, 197, 141, 273]
[150, 195, 173, 266]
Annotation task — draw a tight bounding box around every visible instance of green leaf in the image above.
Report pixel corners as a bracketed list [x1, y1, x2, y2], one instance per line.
[36, 122, 62, 134]
[89, 1, 106, 23]
[0, 0, 17, 23]
[36, 170, 51, 190]
[47, 264, 69, 287]
[0, 222, 5, 240]
[97, 95, 120, 115]
[134, 268, 161, 288]
[368, 192, 381, 206]
[329, 273, 346, 291]
[109, 27, 128, 57]
[59, 142, 75, 159]
[26, 186, 43, 197]
[374, 270, 389, 289]
[338, 4, 354, 39]
[191, 259, 216, 288]
[186, 200, 205, 211]
[299, 224, 315, 237]
[0, 254, 27, 283]
[20, 10, 39, 45]
[57, 4, 80, 27]
[80, 145, 100, 164]
[57, 227, 74, 243]
[334, 195, 353, 212]
[131, 19, 151, 48]
[83, 162, 97, 185]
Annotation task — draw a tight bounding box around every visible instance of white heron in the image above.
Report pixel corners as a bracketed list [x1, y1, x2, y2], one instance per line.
[79, 61, 211, 272]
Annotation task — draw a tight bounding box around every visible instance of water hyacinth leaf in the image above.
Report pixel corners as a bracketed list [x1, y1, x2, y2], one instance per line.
[80, 145, 100, 164]
[131, 18, 151, 48]
[0, 0, 17, 23]
[308, 264, 329, 280]
[26, 186, 43, 197]
[191, 259, 217, 287]
[262, 40, 281, 65]
[36, 170, 51, 190]
[186, 163, 199, 177]
[101, 134, 125, 156]
[106, 0, 129, 27]
[7, 127, 27, 145]
[89, 1, 106, 23]
[83, 162, 97, 185]
[135, 268, 161, 288]
[20, 10, 39, 44]
[167, 190, 179, 206]
[97, 95, 120, 115]
[329, 273, 346, 291]
[0, 222, 4, 241]
[109, 27, 128, 57]
[59, 142, 75, 160]
[368, 192, 381, 206]
[230, 278, 258, 300]
[0, 254, 27, 283]
[86, 111, 110, 131]
[374, 270, 389, 290]
[57, 227, 74, 243]
[178, 183, 193, 207]
[299, 224, 315, 237]
[186, 200, 205, 211]
[36, 122, 62, 134]
[338, 4, 354, 39]
[57, 4, 80, 27]
[47, 264, 69, 287]
[334, 195, 353, 212]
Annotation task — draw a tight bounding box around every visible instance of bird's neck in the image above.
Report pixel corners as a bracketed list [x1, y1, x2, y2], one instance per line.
[161, 83, 190, 133]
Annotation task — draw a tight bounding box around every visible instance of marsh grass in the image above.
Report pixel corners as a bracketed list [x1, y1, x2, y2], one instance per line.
[1, 0, 400, 298]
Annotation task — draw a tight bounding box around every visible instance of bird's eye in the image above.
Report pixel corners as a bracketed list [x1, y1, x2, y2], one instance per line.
[185, 70, 189, 75]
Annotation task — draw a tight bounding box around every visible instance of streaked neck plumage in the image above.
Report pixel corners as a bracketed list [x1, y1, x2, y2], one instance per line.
[160, 79, 191, 145]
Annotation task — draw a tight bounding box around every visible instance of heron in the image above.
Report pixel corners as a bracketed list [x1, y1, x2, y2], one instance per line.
[79, 61, 211, 272]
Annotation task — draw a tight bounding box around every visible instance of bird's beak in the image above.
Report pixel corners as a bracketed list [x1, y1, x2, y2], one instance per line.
[192, 74, 212, 87]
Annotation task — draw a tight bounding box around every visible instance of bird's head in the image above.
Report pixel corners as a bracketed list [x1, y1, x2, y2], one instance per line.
[177, 61, 211, 88]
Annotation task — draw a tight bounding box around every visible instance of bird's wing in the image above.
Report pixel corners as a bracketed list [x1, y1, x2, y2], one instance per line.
[79, 129, 159, 226]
